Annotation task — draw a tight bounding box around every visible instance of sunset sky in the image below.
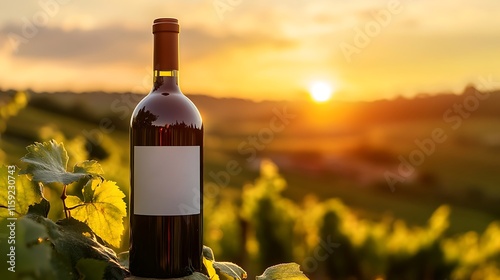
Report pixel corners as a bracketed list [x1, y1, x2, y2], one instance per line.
[1, 0, 499, 101]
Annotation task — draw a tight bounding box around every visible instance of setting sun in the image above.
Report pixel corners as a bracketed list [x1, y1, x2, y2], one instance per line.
[309, 81, 334, 102]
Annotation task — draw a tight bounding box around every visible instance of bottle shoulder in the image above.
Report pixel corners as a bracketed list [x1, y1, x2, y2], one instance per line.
[131, 93, 202, 128]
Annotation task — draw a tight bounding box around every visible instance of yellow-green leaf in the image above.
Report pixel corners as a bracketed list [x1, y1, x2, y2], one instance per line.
[203, 257, 220, 280]
[256, 263, 309, 280]
[0, 165, 42, 219]
[66, 195, 83, 209]
[214, 261, 247, 280]
[66, 179, 126, 247]
[73, 160, 104, 177]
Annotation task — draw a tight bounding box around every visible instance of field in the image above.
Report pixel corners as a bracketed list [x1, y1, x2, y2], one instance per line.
[1, 89, 500, 279]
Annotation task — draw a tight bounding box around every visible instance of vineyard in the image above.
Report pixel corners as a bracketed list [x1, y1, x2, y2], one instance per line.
[211, 159, 500, 279]
[1, 90, 500, 279]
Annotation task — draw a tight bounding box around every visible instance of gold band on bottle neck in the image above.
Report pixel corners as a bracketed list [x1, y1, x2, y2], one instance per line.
[154, 70, 179, 77]
[153, 70, 179, 85]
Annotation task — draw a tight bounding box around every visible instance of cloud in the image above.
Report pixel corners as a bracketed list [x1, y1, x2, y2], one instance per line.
[0, 23, 150, 65]
[0, 22, 296, 66]
[180, 27, 296, 61]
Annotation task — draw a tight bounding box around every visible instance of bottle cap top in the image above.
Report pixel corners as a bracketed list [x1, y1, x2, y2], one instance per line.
[153, 18, 179, 33]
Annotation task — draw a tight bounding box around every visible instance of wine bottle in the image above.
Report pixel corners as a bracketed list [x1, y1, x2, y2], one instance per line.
[129, 18, 203, 278]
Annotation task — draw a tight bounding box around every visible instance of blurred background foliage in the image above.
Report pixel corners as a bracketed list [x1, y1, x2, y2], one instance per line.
[2, 89, 500, 279]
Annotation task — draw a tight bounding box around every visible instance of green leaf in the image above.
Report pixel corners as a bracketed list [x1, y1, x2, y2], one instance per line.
[53, 217, 127, 279]
[0, 217, 54, 279]
[214, 262, 247, 280]
[203, 245, 216, 261]
[73, 160, 104, 176]
[20, 140, 95, 185]
[27, 198, 51, 218]
[66, 179, 127, 247]
[76, 258, 107, 280]
[201, 246, 246, 280]
[16, 218, 53, 276]
[256, 263, 309, 280]
[0, 165, 42, 219]
[26, 214, 127, 279]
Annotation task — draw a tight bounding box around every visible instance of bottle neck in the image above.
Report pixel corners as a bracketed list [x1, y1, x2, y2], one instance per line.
[152, 28, 180, 92]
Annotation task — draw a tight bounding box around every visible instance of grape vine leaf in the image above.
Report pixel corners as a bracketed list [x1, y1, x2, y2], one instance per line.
[0, 217, 53, 279]
[203, 245, 216, 261]
[28, 198, 51, 218]
[256, 263, 309, 280]
[73, 160, 104, 176]
[213, 262, 247, 280]
[0, 165, 42, 219]
[17, 217, 52, 274]
[203, 257, 220, 280]
[20, 140, 99, 185]
[76, 258, 107, 280]
[24, 214, 127, 279]
[202, 246, 246, 280]
[66, 179, 127, 247]
[53, 217, 127, 279]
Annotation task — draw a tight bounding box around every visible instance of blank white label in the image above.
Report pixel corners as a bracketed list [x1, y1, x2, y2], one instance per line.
[134, 146, 200, 216]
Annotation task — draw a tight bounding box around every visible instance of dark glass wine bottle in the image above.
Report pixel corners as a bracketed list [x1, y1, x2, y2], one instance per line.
[129, 18, 203, 278]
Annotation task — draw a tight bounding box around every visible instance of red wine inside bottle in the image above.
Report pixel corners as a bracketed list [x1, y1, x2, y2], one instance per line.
[129, 18, 203, 278]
